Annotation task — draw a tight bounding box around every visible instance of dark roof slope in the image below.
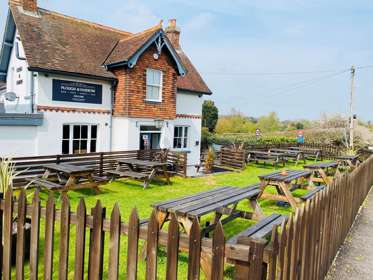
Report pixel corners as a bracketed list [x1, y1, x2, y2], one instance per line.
[11, 6, 130, 80]
[9, 6, 212, 94]
[104, 25, 162, 66]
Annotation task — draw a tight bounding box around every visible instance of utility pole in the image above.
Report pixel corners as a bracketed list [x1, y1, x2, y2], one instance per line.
[349, 65, 356, 149]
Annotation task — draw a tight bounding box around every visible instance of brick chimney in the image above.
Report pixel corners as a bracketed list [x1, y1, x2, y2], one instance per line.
[165, 19, 181, 50]
[9, 0, 38, 13]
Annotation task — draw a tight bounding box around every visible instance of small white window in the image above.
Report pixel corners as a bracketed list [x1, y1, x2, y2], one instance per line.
[173, 126, 189, 149]
[62, 124, 98, 154]
[146, 69, 162, 102]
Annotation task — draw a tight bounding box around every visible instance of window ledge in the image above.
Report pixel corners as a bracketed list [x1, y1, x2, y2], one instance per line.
[0, 113, 44, 126]
[145, 100, 162, 104]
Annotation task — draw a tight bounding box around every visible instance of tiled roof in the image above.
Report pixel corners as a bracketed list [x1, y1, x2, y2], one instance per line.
[10, 5, 212, 94]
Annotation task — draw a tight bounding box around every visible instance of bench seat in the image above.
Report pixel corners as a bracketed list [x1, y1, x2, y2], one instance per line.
[301, 185, 325, 200]
[227, 214, 286, 244]
[107, 170, 148, 179]
[27, 178, 64, 191]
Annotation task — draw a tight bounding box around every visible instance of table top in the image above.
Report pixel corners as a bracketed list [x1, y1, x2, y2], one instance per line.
[258, 169, 312, 183]
[43, 163, 95, 174]
[290, 147, 321, 153]
[335, 155, 359, 161]
[247, 150, 284, 157]
[270, 148, 302, 155]
[304, 161, 338, 169]
[117, 159, 168, 168]
[152, 185, 260, 218]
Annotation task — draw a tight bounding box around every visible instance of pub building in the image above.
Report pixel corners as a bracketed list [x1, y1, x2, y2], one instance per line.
[0, 0, 212, 175]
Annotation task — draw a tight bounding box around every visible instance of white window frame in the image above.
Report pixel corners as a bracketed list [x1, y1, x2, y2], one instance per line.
[173, 126, 190, 150]
[145, 68, 163, 102]
[62, 124, 98, 154]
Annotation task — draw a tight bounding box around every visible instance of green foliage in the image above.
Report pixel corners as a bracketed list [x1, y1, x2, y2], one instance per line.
[204, 146, 215, 173]
[256, 112, 281, 132]
[0, 158, 16, 193]
[216, 110, 256, 134]
[202, 100, 219, 133]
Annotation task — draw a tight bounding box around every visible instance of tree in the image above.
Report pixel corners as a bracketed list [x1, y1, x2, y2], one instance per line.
[202, 100, 219, 132]
[257, 112, 281, 132]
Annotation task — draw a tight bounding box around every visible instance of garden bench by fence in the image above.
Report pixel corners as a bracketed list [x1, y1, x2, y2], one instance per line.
[107, 159, 171, 189]
[0, 156, 372, 279]
[258, 169, 314, 209]
[247, 150, 286, 167]
[268, 148, 306, 165]
[304, 161, 339, 185]
[28, 163, 105, 193]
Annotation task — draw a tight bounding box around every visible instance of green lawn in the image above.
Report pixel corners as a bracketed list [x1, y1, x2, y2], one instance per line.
[18, 162, 314, 279]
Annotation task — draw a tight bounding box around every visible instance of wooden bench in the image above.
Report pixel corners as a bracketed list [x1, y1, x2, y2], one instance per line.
[227, 214, 286, 244]
[27, 178, 63, 191]
[107, 170, 148, 180]
[301, 185, 325, 201]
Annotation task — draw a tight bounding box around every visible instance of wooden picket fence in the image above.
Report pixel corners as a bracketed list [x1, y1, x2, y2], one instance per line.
[0, 157, 372, 279]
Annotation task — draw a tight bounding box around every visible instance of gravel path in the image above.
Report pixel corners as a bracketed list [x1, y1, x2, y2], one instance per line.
[326, 188, 373, 280]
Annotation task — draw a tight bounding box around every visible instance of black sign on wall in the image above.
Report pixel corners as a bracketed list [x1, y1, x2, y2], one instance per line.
[52, 79, 103, 104]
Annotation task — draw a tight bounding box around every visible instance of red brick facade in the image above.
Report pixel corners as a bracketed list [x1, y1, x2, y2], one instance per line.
[112, 45, 178, 120]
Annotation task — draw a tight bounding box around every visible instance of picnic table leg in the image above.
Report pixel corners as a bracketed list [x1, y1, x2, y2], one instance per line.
[163, 166, 171, 185]
[144, 169, 157, 189]
[318, 168, 332, 185]
[64, 175, 76, 191]
[249, 199, 264, 220]
[278, 182, 299, 209]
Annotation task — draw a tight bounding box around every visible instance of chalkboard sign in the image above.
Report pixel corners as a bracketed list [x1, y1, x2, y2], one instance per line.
[52, 79, 102, 104]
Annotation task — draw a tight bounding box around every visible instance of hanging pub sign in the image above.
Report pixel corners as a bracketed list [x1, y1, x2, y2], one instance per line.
[52, 79, 102, 104]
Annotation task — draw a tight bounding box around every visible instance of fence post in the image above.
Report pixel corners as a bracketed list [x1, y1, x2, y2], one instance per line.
[99, 152, 104, 176]
[56, 154, 61, 164]
[234, 237, 266, 280]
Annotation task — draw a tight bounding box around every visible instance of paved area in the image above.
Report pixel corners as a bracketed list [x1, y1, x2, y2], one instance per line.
[326, 189, 373, 280]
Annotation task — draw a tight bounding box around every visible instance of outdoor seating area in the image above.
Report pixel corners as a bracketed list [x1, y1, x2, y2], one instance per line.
[0, 147, 369, 279]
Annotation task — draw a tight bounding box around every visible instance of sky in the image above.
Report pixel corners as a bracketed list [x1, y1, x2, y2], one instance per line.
[1, 0, 372, 121]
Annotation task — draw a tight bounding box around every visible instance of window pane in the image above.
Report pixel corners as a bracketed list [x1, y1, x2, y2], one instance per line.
[184, 127, 188, 137]
[174, 127, 178, 138]
[62, 140, 69, 154]
[91, 125, 97, 139]
[153, 70, 161, 85]
[146, 85, 152, 99]
[146, 69, 154, 84]
[80, 140, 87, 153]
[183, 137, 188, 148]
[81, 125, 88, 139]
[63, 125, 70, 139]
[173, 138, 177, 148]
[91, 140, 96, 152]
[73, 140, 80, 154]
[73, 125, 80, 139]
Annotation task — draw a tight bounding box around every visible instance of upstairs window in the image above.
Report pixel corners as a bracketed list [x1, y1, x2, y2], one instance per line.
[146, 69, 162, 102]
[173, 126, 189, 149]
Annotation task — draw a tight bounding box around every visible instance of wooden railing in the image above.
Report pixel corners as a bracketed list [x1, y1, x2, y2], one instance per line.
[10, 149, 188, 186]
[1, 157, 372, 279]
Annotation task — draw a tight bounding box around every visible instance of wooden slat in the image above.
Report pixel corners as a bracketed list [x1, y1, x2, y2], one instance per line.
[108, 203, 121, 280]
[74, 199, 86, 280]
[127, 208, 139, 280]
[188, 218, 201, 280]
[16, 190, 26, 280]
[166, 214, 180, 280]
[29, 190, 41, 280]
[58, 194, 70, 280]
[146, 210, 159, 280]
[3, 190, 13, 280]
[88, 201, 105, 280]
[44, 193, 56, 280]
[211, 222, 225, 280]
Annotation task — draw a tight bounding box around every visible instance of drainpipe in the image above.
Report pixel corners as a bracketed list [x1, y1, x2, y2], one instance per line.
[109, 81, 116, 151]
[29, 71, 34, 113]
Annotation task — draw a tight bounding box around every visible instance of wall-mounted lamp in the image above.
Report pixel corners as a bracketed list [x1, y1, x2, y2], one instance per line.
[154, 119, 164, 129]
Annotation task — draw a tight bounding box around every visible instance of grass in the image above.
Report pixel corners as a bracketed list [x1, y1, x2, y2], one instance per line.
[15, 161, 315, 279]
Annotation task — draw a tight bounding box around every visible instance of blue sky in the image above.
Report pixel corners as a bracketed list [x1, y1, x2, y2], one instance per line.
[1, 0, 372, 121]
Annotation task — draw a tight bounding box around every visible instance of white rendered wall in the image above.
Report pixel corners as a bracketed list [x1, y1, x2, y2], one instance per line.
[5, 30, 31, 113]
[0, 126, 37, 157]
[36, 74, 112, 110]
[176, 91, 203, 115]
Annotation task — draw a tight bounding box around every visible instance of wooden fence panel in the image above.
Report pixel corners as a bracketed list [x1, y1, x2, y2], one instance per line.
[127, 208, 139, 280]
[44, 194, 56, 280]
[15, 190, 26, 280]
[74, 199, 86, 280]
[58, 194, 70, 280]
[29, 191, 40, 280]
[3, 191, 13, 280]
[108, 204, 121, 280]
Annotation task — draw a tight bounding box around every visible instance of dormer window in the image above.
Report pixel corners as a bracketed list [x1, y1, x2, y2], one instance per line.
[146, 68, 162, 102]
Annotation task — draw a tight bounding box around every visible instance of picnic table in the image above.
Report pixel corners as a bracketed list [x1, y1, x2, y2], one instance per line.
[269, 148, 306, 165]
[304, 161, 339, 185]
[247, 150, 286, 167]
[290, 147, 322, 161]
[151, 185, 264, 277]
[258, 170, 322, 209]
[335, 155, 360, 169]
[29, 163, 105, 193]
[108, 159, 170, 189]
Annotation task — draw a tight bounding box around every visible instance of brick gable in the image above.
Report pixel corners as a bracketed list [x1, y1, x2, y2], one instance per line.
[112, 45, 177, 119]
